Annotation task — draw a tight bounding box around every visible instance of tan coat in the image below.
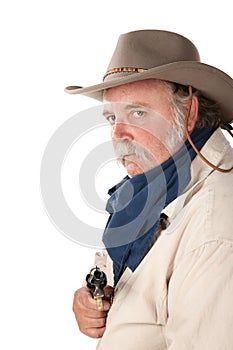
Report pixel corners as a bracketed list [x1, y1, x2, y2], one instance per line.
[95, 129, 233, 350]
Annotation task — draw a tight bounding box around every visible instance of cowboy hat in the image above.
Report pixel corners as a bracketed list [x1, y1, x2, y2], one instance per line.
[65, 30, 233, 123]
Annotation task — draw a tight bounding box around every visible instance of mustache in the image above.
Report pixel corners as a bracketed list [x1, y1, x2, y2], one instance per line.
[114, 140, 149, 162]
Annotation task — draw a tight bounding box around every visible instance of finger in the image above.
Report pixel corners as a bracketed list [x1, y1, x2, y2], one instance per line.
[81, 326, 106, 339]
[76, 314, 107, 338]
[76, 290, 111, 312]
[78, 307, 108, 319]
[73, 288, 96, 310]
[83, 316, 107, 329]
[73, 292, 110, 319]
[103, 285, 114, 302]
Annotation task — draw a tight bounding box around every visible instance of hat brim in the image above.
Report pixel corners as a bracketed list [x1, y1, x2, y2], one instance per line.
[65, 61, 233, 123]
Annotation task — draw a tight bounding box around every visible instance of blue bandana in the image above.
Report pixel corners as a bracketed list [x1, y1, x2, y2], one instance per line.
[103, 128, 214, 285]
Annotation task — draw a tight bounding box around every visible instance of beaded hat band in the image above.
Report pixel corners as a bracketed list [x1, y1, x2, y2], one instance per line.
[103, 67, 146, 81]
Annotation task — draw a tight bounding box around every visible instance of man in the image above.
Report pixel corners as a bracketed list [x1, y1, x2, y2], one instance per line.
[65, 30, 233, 349]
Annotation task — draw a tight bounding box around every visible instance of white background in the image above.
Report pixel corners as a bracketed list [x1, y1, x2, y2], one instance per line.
[1, 1, 233, 349]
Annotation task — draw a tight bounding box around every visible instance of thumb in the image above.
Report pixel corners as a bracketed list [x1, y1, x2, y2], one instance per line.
[103, 285, 114, 303]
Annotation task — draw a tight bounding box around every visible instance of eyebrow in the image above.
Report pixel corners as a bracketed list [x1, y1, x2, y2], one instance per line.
[102, 108, 112, 117]
[102, 102, 151, 116]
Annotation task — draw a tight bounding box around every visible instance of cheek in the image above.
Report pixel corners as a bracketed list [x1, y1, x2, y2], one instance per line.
[135, 128, 167, 150]
[156, 124, 174, 141]
[134, 118, 174, 145]
[135, 129, 172, 163]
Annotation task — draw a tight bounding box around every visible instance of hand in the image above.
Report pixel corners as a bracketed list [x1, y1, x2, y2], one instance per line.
[72, 286, 114, 338]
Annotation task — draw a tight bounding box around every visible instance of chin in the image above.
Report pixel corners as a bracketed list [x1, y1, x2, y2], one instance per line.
[125, 162, 145, 177]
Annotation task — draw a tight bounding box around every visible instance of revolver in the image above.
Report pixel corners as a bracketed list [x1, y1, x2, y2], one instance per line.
[86, 266, 107, 311]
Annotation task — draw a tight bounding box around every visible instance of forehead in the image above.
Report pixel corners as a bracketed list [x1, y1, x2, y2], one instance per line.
[103, 79, 168, 104]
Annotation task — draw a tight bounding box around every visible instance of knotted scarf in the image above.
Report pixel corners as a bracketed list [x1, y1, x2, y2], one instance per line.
[103, 128, 214, 285]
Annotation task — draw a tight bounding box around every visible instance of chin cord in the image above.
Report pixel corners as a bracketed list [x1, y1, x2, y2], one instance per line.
[185, 86, 233, 173]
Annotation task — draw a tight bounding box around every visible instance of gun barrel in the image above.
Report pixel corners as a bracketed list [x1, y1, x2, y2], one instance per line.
[86, 266, 107, 311]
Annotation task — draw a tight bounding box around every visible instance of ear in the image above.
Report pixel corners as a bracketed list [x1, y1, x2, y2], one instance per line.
[187, 95, 198, 133]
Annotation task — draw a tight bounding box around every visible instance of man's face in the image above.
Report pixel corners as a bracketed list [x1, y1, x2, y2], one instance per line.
[103, 79, 185, 177]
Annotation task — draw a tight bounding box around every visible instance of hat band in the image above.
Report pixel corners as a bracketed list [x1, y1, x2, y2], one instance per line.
[103, 67, 146, 81]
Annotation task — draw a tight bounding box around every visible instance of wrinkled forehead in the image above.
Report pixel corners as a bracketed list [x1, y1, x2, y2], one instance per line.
[102, 101, 153, 114]
[103, 79, 169, 103]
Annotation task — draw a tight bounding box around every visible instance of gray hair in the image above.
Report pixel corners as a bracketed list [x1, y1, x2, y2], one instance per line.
[163, 82, 222, 129]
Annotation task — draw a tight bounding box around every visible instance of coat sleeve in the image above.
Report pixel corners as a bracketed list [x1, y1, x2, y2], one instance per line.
[165, 240, 233, 349]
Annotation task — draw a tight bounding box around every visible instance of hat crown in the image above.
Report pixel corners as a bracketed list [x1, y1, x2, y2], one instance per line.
[105, 30, 200, 78]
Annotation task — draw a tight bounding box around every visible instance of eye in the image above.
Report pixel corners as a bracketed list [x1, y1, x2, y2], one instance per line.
[133, 110, 145, 118]
[106, 115, 116, 125]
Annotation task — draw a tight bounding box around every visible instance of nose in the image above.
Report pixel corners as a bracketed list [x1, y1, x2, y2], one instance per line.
[111, 122, 134, 141]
